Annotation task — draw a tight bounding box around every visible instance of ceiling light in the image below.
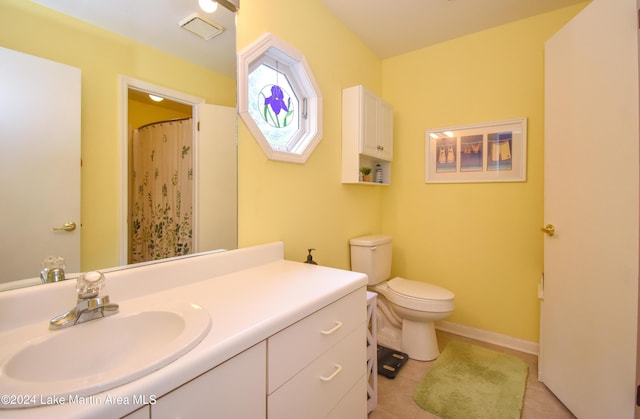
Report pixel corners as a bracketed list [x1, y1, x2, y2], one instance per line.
[149, 95, 164, 102]
[199, 0, 218, 13]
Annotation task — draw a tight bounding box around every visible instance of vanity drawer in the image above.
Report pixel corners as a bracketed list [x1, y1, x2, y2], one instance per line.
[327, 374, 368, 418]
[268, 324, 367, 419]
[267, 288, 366, 393]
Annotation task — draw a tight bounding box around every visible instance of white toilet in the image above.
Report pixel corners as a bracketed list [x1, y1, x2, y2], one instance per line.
[350, 235, 455, 361]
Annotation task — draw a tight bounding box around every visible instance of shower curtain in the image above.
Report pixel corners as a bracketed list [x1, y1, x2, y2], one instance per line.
[130, 118, 193, 263]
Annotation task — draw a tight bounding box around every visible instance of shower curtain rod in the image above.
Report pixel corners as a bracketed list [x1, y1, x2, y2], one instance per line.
[137, 117, 192, 130]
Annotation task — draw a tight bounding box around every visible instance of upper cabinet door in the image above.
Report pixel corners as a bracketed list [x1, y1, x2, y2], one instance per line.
[361, 88, 380, 157]
[356, 86, 393, 161]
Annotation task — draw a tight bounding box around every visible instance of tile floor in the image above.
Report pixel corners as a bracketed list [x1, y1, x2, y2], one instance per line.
[368, 331, 576, 419]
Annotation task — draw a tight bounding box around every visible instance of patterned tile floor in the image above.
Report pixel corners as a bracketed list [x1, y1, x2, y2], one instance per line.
[369, 331, 576, 419]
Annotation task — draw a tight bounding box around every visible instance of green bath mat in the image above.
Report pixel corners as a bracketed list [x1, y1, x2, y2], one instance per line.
[413, 341, 528, 419]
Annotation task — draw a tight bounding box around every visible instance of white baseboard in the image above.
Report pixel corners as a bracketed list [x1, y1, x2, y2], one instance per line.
[436, 320, 539, 355]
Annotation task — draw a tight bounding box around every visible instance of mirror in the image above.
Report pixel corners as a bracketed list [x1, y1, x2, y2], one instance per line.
[0, 0, 237, 291]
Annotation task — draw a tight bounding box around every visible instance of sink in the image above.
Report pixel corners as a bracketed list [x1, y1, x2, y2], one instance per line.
[0, 301, 210, 408]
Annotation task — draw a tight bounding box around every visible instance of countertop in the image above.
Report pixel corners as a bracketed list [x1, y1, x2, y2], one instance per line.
[0, 242, 368, 418]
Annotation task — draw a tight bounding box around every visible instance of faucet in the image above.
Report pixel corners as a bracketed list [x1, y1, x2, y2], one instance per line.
[49, 271, 119, 330]
[40, 256, 67, 283]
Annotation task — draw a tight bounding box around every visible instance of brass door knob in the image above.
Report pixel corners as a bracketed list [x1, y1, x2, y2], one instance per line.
[53, 221, 77, 232]
[541, 224, 555, 236]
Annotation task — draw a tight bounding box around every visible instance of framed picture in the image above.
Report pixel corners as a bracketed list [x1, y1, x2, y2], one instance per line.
[425, 118, 527, 183]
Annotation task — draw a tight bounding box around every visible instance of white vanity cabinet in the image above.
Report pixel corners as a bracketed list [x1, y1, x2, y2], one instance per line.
[149, 289, 366, 419]
[342, 85, 394, 185]
[145, 289, 367, 419]
[0, 243, 369, 419]
[152, 342, 266, 419]
[267, 289, 367, 418]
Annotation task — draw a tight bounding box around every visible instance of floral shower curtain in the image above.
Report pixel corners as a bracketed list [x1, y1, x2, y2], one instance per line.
[130, 118, 193, 263]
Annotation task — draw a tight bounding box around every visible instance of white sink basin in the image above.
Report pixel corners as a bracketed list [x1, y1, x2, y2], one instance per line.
[0, 301, 210, 408]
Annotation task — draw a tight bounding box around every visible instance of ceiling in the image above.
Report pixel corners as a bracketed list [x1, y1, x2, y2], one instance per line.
[32, 0, 237, 78]
[320, 0, 588, 58]
[31, 0, 587, 77]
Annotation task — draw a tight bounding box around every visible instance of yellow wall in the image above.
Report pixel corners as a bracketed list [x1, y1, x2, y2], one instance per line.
[380, 4, 588, 342]
[0, 0, 235, 271]
[237, 1, 587, 342]
[236, 0, 385, 267]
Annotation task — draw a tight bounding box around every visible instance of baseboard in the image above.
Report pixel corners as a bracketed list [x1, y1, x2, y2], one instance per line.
[436, 320, 539, 355]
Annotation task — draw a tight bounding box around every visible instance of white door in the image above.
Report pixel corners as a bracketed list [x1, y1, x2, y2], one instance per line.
[0, 47, 81, 283]
[196, 104, 237, 252]
[540, 0, 639, 418]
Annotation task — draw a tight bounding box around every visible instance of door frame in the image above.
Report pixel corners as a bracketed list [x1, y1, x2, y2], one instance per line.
[118, 76, 205, 265]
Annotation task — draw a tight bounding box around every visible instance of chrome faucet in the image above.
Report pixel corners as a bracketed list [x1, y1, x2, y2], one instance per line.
[49, 271, 119, 330]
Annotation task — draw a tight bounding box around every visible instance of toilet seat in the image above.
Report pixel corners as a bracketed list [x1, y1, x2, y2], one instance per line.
[382, 277, 454, 312]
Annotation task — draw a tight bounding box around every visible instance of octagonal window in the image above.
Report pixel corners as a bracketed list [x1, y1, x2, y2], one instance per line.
[239, 33, 322, 163]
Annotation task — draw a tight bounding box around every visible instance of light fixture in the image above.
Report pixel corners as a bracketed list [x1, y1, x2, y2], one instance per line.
[430, 131, 455, 139]
[149, 94, 164, 102]
[179, 14, 224, 40]
[198, 0, 218, 13]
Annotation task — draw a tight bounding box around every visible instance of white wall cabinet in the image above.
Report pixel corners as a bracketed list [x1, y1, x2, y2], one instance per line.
[342, 85, 394, 185]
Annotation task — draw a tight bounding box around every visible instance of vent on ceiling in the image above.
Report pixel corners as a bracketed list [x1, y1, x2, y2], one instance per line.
[179, 14, 224, 40]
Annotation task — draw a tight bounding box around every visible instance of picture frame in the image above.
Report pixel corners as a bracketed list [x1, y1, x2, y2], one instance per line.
[425, 118, 527, 183]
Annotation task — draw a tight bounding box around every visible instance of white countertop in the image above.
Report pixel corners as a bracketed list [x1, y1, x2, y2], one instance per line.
[0, 242, 367, 418]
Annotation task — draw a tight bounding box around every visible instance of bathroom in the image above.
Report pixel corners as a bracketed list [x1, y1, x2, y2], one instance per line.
[0, 0, 638, 417]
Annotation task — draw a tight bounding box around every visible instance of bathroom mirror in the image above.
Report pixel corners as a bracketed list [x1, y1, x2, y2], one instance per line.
[0, 0, 238, 290]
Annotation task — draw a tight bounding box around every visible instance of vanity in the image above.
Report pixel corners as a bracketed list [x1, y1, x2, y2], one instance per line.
[0, 242, 368, 418]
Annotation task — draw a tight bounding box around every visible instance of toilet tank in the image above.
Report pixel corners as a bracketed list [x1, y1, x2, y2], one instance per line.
[349, 235, 392, 286]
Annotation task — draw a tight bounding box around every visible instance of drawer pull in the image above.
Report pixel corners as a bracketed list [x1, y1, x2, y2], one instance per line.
[319, 364, 343, 382]
[320, 321, 343, 335]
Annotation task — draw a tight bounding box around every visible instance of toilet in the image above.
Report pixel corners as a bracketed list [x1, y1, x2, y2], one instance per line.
[350, 235, 454, 361]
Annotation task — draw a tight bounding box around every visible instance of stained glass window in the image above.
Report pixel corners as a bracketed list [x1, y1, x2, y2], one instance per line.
[238, 33, 322, 164]
[248, 64, 300, 152]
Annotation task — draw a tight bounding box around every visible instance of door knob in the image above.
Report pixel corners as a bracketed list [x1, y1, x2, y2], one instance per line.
[541, 224, 555, 236]
[53, 221, 77, 232]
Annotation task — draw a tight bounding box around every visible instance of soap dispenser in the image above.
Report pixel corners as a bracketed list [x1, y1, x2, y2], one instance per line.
[304, 248, 318, 265]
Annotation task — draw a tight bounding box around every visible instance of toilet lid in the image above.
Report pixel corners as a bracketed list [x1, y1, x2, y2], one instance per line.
[388, 277, 454, 301]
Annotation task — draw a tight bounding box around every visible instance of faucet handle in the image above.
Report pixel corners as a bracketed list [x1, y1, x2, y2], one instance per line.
[40, 256, 66, 283]
[76, 271, 105, 299]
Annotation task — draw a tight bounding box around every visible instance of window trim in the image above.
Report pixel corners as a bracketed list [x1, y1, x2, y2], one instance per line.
[238, 33, 322, 163]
